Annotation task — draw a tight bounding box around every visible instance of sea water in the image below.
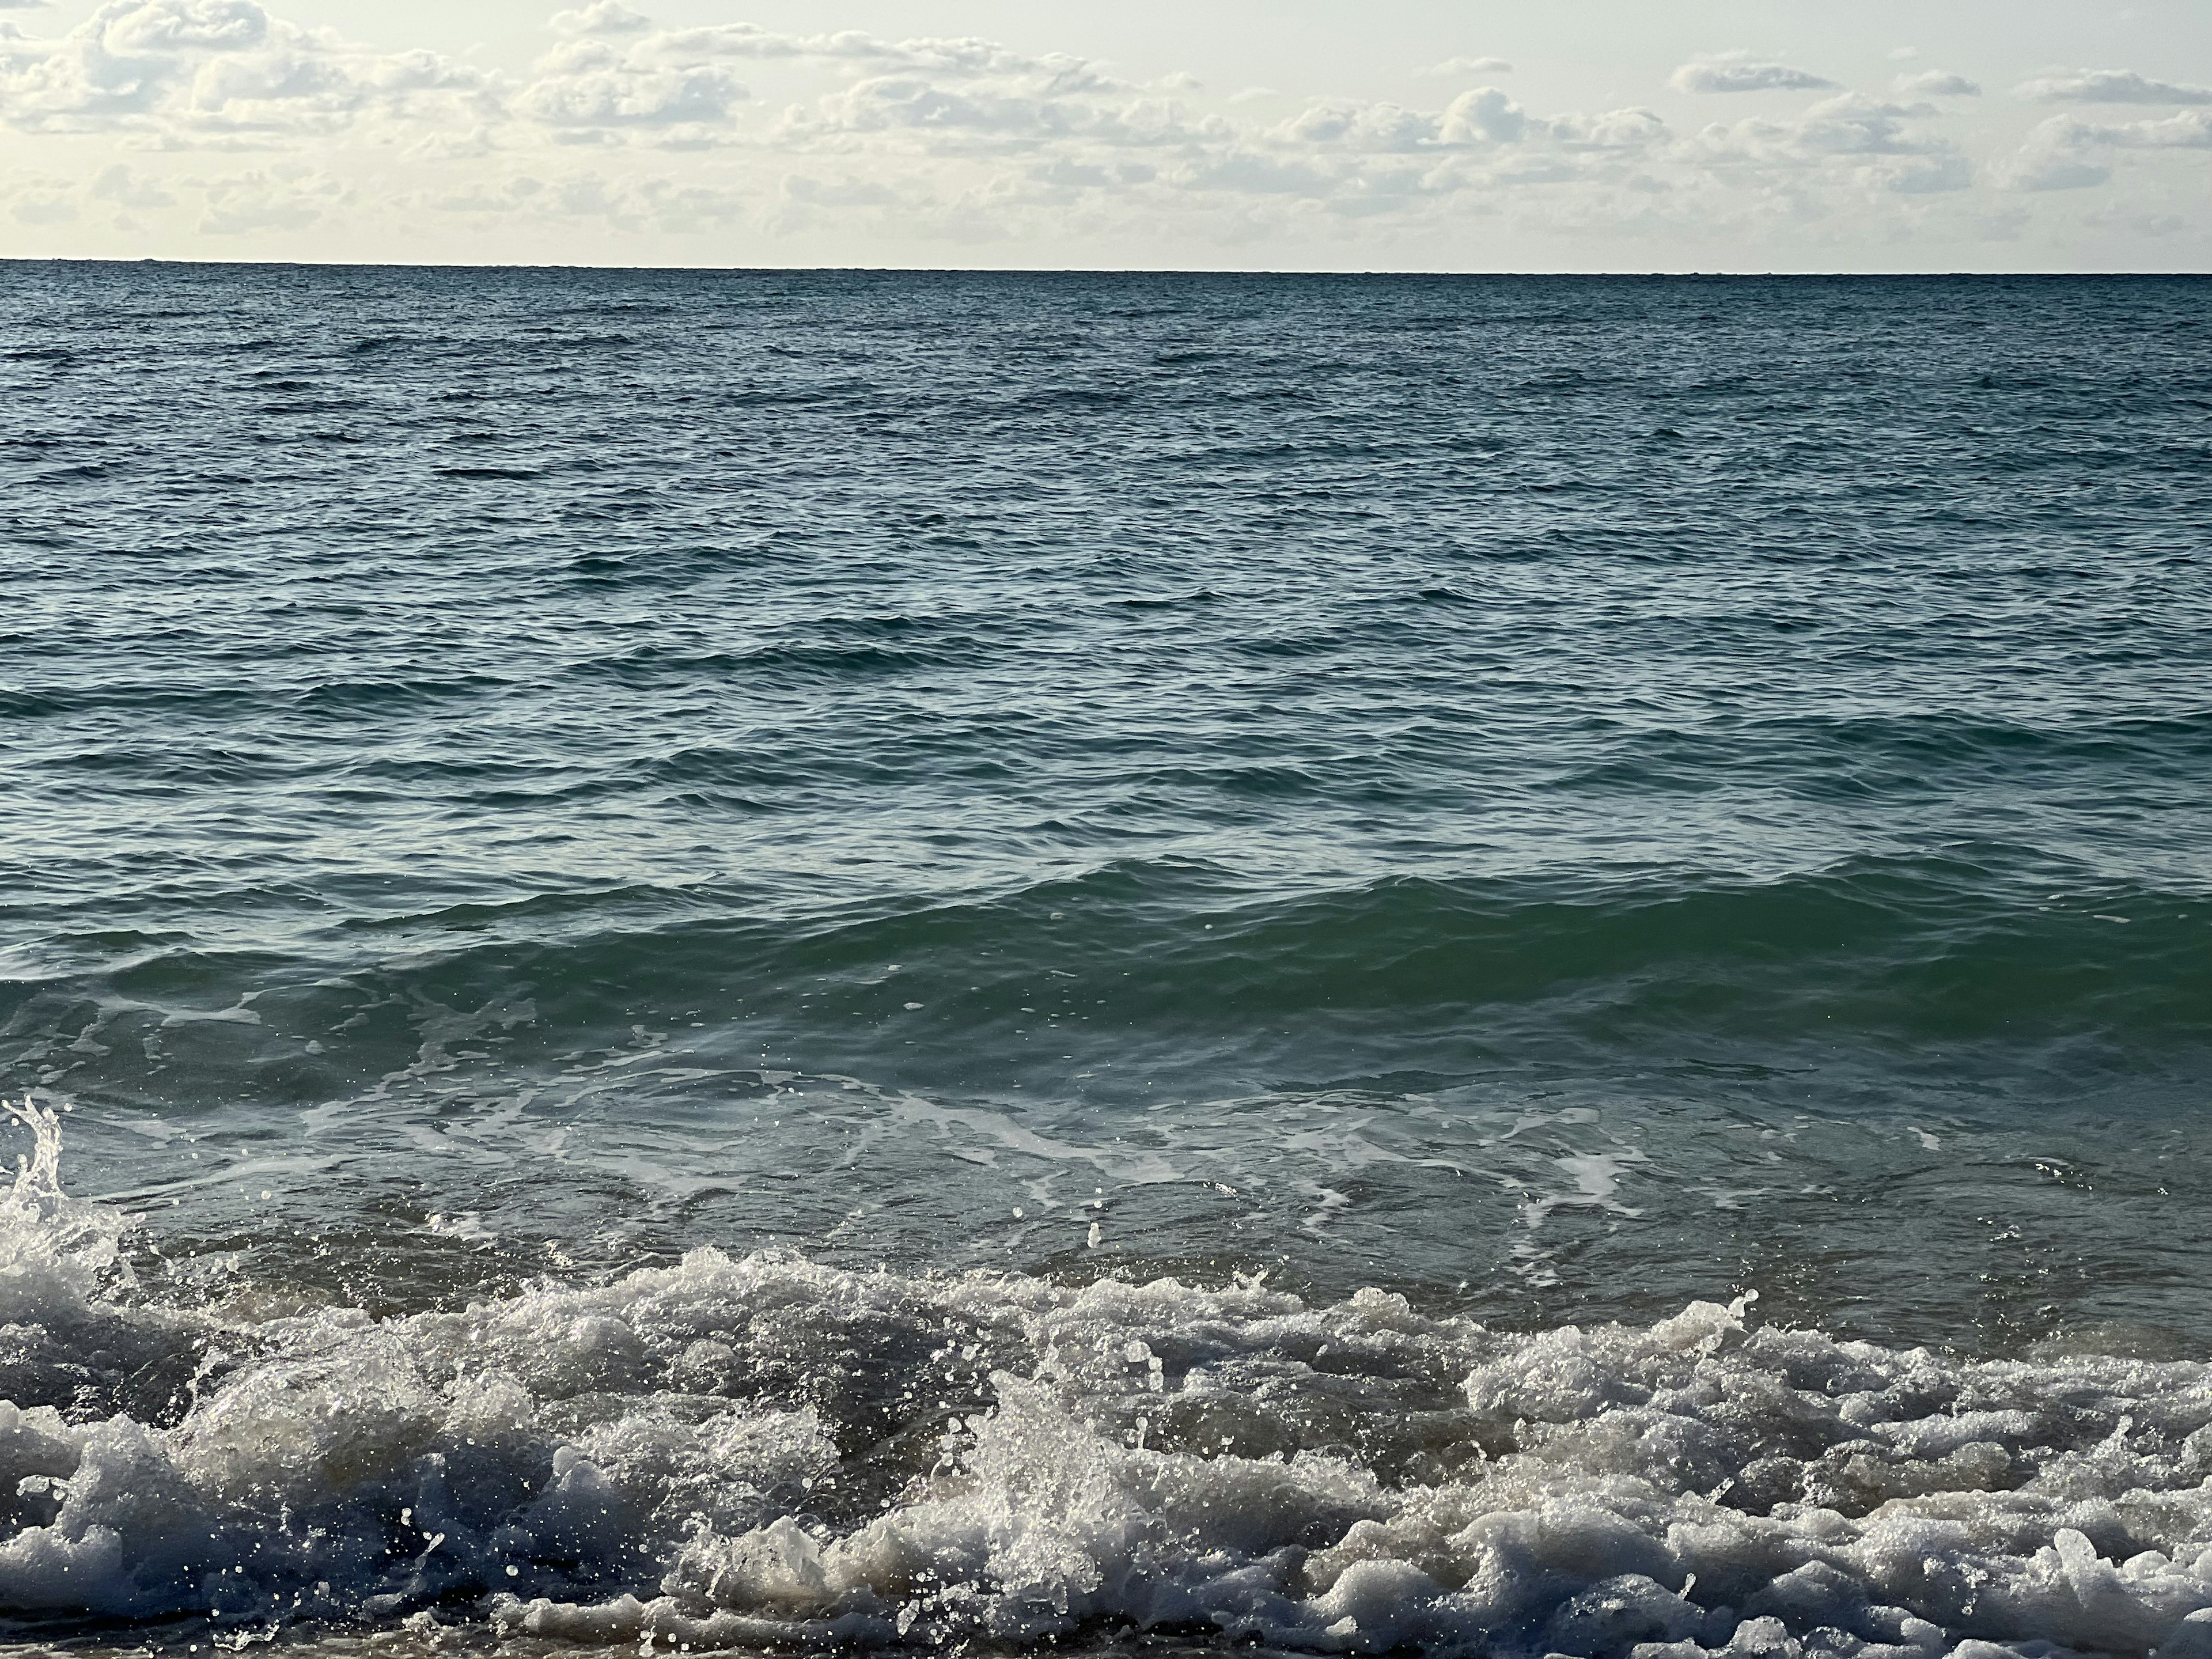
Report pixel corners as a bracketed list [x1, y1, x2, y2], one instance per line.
[1, 266, 2209, 1656]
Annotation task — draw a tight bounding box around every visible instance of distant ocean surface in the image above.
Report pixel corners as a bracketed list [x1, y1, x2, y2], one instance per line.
[2, 265, 2210, 1656]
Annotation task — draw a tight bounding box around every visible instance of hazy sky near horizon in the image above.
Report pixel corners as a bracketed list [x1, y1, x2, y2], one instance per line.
[2, 0, 2210, 270]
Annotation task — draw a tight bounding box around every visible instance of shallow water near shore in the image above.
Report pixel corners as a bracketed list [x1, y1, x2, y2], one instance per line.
[1, 265, 2210, 1654]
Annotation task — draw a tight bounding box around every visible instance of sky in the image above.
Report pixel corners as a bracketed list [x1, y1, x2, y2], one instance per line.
[1, 0, 2209, 270]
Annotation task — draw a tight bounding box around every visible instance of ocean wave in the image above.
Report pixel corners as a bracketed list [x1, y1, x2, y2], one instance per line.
[294, 856, 2212, 1047]
[5, 1104, 2212, 1657]
[7, 856, 2207, 1117]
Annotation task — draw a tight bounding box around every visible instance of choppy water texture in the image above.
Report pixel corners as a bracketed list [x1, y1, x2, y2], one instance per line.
[1, 265, 2210, 1656]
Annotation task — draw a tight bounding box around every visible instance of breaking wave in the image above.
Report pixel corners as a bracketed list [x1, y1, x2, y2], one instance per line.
[4, 1104, 2212, 1658]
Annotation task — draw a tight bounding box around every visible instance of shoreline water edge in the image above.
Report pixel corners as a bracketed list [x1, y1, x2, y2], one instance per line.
[10, 1102, 2212, 1658]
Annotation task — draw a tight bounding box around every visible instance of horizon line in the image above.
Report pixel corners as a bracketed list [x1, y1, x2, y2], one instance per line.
[3, 256, 2210, 279]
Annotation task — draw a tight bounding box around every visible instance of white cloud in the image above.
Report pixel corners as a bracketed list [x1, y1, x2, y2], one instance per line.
[2013, 107, 2212, 165]
[1671, 58, 1838, 95]
[549, 1, 649, 36]
[1422, 56, 1512, 78]
[0, 1, 2205, 265]
[0, 0, 491, 137]
[1686, 92, 1971, 196]
[516, 54, 747, 131]
[1991, 116, 2111, 192]
[2089, 109, 2212, 149]
[1989, 103, 2212, 200]
[2016, 69, 2212, 105]
[1439, 87, 1529, 145]
[1279, 99, 1438, 153]
[1894, 71, 1980, 98]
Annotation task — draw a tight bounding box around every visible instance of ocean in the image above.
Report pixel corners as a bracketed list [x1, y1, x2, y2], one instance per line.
[1, 264, 2209, 1656]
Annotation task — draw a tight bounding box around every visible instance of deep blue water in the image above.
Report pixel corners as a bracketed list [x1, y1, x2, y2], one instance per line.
[2, 265, 2210, 1351]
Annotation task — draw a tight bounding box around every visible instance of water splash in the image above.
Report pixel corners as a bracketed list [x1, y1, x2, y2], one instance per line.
[0, 1096, 132, 1324]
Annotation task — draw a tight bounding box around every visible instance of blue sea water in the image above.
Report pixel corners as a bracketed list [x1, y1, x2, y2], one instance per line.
[0, 265, 2210, 1653]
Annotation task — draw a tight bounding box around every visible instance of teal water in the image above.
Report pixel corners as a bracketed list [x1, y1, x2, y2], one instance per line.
[0, 267, 2210, 1653]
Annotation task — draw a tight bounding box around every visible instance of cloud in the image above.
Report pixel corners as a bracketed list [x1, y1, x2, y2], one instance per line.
[101, 0, 267, 54]
[1671, 58, 1838, 95]
[2005, 153, 2111, 191]
[1986, 103, 2212, 199]
[2090, 109, 2212, 149]
[808, 74, 1164, 146]
[1422, 56, 1512, 78]
[617, 22, 1061, 79]
[0, 0, 2205, 262]
[1685, 92, 1970, 195]
[1792, 93, 1948, 154]
[2016, 69, 2212, 105]
[1893, 71, 1979, 98]
[1991, 116, 2111, 192]
[517, 54, 747, 130]
[549, 1, 649, 36]
[91, 161, 173, 204]
[2024, 107, 2212, 156]
[1439, 87, 1529, 145]
[1279, 98, 1439, 153]
[0, 0, 492, 137]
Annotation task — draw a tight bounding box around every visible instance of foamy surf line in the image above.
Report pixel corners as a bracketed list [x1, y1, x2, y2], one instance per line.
[4, 1100, 2212, 1659]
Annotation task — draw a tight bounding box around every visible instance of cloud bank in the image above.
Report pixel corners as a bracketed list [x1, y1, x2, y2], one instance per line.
[0, 1, 2207, 267]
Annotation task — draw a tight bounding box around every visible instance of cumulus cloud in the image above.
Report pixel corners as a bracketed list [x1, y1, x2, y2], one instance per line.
[549, 1, 649, 36]
[1422, 56, 1512, 78]
[0, 0, 2206, 262]
[1893, 71, 1979, 98]
[1990, 103, 2212, 200]
[1279, 98, 1438, 153]
[2016, 69, 2212, 105]
[517, 48, 746, 131]
[103, 0, 267, 53]
[1687, 91, 1971, 195]
[2089, 109, 2212, 149]
[1670, 58, 1837, 94]
[1439, 87, 1529, 145]
[0, 0, 491, 137]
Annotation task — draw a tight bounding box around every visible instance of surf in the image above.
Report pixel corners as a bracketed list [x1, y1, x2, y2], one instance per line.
[3, 1103, 2212, 1656]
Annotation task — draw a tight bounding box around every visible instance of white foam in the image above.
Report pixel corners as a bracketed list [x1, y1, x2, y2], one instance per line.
[0, 1097, 132, 1323]
[6, 1104, 2212, 1657]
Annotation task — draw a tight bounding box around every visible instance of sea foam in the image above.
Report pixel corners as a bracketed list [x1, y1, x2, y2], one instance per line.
[4, 1104, 2212, 1658]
